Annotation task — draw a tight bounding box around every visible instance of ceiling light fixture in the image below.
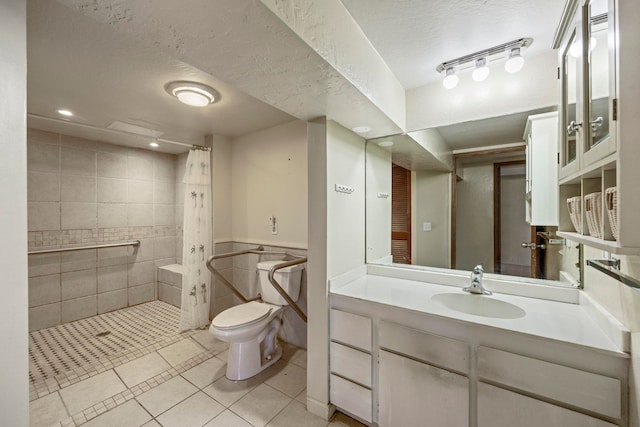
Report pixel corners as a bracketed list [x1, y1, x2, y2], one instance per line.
[436, 37, 533, 87]
[377, 140, 394, 148]
[504, 47, 525, 73]
[472, 57, 490, 82]
[164, 81, 219, 107]
[149, 141, 159, 148]
[57, 109, 73, 117]
[442, 66, 459, 89]
[352, 126, 371, 134]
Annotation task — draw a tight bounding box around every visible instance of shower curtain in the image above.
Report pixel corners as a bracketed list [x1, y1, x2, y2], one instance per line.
[179, 149, 213, 331]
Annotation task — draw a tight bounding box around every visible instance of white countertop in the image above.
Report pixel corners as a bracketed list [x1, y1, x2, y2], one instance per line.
[331, 271, 629, 356]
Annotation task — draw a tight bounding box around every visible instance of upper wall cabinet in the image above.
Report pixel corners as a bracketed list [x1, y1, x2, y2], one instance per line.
[554, 0, 640, 254]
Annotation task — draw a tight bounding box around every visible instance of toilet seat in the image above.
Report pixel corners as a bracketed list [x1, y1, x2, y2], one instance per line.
[212, 301, 273, 330]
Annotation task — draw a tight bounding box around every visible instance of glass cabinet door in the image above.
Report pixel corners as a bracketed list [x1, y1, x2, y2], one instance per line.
[559, 28, 581, 178]
[584, 0, 616, 165]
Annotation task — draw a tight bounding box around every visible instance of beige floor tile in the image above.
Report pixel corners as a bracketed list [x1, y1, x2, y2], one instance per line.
[295, 389, 306, 404]
[59, 370, 127, 415]
[204, 409, 252, 427]
[328, 411, 367, 427]
[83, 400, 151, 427]
[182, 356, 226, 389]
[230, 384, 291, 427]
[156, 391, 225, 427]
[203, 375, 261, 408]
[141, 421, 161, 427]
[114, 352, 171, 388]
[216, 349, 229, 363]
[29, 391, 69, 427]
[158, 338, 206, 367]
[192, 330, 230, 355]
[263, 362, 306, 398]
[266, 400, 328, 427]
[281, 344, 307, 369]
[135, 376, 198, 417]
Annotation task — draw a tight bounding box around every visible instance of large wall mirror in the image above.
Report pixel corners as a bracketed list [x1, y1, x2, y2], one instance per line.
[365, 110, 582, 288]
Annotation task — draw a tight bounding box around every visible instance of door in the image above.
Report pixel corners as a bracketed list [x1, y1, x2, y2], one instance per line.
[494, 162, 538, 278]
[391, 164, 411, 264]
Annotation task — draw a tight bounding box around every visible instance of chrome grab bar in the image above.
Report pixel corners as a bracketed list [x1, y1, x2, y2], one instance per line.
[28, 240, 140, 255]
[205, 246, 308, 323]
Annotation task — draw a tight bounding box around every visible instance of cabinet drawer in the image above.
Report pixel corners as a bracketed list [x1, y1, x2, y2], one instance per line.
[478, 346, 621, 419]
[478, 382, 617, 427]
[330, 309, 371, 352]
[330, 374, 372, 423]
[330, 342, 372, 387]
[379, 320, 469, 374]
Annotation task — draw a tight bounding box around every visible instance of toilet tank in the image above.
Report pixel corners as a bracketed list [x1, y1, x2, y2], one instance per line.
[256, 260, 303, 306]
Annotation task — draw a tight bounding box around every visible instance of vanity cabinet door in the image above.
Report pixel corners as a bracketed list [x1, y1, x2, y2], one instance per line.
[477, 383, 617, 427]
[378, 350, 468, 427]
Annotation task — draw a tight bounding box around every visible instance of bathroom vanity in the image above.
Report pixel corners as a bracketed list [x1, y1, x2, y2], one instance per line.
[328, 265, 629, 427]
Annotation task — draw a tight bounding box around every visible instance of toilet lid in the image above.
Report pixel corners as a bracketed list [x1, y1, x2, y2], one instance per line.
[212, 301, 272, 330]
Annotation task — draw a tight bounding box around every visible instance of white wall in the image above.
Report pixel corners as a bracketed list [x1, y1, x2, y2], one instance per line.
[326, 121, 366, 276]
[407, 51, 558, 131]
[212, 135, 232, 242]
[231, 120, 308, 249]
[365, 143, 392, 263]
[306, 119, 366, 419]
[0, 0, 29, 424]
[414, 171, 450, 268]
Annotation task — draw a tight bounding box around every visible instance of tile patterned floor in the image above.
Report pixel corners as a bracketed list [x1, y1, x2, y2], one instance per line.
[29, 301, 366, 427]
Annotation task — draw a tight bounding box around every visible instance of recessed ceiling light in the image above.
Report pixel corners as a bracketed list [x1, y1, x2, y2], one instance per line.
[149, 141, 159, 148]
[164, 81, 219, 107]
[352, 126, 371, 134]
[377, 140, 394, 147]
[57, 109, 73, 117]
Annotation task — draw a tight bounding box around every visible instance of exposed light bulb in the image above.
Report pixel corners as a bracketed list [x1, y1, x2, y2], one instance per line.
[472, 57, 490, 82]
[57, 109, 73, 117]
[149, 141, 159, 148]
[442, 66, 459, 89]
[504, 48, 525, 73]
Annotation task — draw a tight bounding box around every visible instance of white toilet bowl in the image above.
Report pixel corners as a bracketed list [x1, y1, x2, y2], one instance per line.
[209, 259, 303, 381]
[209, 301, 284, 380]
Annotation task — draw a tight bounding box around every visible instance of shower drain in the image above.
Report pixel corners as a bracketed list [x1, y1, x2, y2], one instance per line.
[95, 331, 111, 337]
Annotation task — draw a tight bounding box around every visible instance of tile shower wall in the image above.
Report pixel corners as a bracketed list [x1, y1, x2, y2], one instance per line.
[27, 129, 178, 331]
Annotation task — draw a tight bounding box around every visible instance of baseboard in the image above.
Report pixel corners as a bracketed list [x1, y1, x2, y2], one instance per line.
[306, 396, 335, 420]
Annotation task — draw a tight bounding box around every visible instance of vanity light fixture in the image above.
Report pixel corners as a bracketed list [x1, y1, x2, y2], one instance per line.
[472, 57, 490, 82]
[57, 109, 73, 117]
[442, 66, 459, 89]
[164, 81, 219, 107]
[436, 37, 533, 88]
[504, 47, 525, 73]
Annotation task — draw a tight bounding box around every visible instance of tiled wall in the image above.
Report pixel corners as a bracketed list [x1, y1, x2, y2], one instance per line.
[27, 129, 178, 331]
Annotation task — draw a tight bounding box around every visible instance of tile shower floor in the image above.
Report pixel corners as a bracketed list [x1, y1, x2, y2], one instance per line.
[29, 301, 363, 427]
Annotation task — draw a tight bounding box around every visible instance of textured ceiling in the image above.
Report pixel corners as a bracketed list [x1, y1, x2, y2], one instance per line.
[27, 0, 297, 149]
[340, 0, 566, 89]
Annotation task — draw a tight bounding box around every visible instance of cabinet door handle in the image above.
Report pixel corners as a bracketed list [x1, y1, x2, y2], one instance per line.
[567, 120, 583, 135]
[591, 116, 604, 131]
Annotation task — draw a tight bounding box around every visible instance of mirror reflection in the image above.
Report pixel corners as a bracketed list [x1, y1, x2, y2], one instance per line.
[365, 111, 583, 288]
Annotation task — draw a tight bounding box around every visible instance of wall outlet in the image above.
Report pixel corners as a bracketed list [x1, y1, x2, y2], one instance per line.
[377, 192, 390, 198]
[335, 184, 354, 194]
[423, 222, 432, 232]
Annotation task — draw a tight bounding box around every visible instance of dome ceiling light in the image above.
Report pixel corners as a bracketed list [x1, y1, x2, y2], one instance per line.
[164, 81, 219, 107]
[436, 37, 533, 89]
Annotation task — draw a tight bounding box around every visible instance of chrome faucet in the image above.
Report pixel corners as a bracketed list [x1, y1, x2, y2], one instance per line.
[463, 265, 492, 295]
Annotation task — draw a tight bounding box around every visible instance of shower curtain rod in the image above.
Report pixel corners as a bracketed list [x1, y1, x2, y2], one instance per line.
[27, 113, 211, 151]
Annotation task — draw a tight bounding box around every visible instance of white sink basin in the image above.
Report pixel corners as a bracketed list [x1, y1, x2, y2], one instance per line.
[431, 293, 526, 319]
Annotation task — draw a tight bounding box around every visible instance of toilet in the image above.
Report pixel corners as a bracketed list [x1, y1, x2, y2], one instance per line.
[209, 260, 303, 380]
